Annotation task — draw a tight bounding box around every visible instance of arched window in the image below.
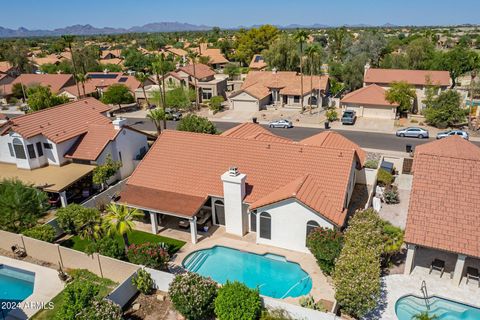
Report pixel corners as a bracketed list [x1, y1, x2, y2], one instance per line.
[306, 220, 320, 243]
[259, 212, 271, 240]
[214, 200, 225, 226]
[12, 138, 26, 159]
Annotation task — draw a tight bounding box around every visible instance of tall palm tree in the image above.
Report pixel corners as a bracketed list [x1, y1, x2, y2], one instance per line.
[103, 204, 143, 253]
[76, 73, 87, 98]
[294, 30, 309, 113]
[305, 45, 321, 114]
[147, 107, 166, 135]
[61, 35, 81, 98]
[135, 72, 150, 107]
[187, 51, 200, 110]
[152, 54, 174, 129]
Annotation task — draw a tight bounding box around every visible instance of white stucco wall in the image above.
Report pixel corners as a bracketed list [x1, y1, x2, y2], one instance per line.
[221, 172, 247, 236]
[255, 199, 335, 253]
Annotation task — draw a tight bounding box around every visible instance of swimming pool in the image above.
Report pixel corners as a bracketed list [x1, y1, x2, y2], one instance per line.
[182, 246, 312, 299]
[0, 264, 35, 319]
[395, 295, 480, 320]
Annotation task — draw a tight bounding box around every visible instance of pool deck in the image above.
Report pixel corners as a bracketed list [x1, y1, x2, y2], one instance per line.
[0, 255, 64, 320]
[367, 267, 480, 320]
[169, 226, 336, 306]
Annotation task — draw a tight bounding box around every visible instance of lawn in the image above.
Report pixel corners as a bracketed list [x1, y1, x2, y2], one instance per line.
[61, 230, 186, 255]
[31, 269, 117, 320]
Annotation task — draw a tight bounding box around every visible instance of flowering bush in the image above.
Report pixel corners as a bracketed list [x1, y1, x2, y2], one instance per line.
[76, 298, 122, 320]
[169, 273, 218, 320]
[306, 227, 344, 275]
[126, 242, 169, 269]
[214, 281, 262, 320]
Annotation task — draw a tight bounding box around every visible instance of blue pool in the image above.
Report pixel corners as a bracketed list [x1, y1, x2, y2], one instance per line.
[396, 295, 480, 320]
[0, 265, 35, 319]
[182, 246, 312, 298]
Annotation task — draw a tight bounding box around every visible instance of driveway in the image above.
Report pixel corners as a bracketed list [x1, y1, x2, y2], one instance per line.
[331, 117, 395, 134]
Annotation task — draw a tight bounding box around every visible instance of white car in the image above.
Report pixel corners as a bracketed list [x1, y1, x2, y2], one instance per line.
[396, 127, 429, 139]
[269, 119, 293, 128]
[436, 130, 469, 140]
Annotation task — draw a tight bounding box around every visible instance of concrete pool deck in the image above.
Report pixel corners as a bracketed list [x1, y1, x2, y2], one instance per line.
[0, 255, 64, 320]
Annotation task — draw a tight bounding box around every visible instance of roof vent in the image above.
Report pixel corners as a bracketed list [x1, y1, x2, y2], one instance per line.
[229, 166, 239, 177]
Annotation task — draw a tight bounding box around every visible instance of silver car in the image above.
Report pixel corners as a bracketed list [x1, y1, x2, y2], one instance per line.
[436, 130, 469, 140]
[269, 119, 293, 128]
[396, 127, 429, 139]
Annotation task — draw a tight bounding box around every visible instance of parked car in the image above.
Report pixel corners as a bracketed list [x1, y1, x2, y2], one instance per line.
[396, 127, 429, 139]
[436, 130, 469, 140]
[165, 108, 183, 121]
[269, 119, 293, 128]
[341, 110, 357, 125]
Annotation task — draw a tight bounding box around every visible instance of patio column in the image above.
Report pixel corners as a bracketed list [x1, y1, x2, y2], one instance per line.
[59, 191, 68, 208]
[453, 254, 467, 286]
[404, 244, 417, 275]
[150, 212, 158, 234]
[190, 216, 197, 244]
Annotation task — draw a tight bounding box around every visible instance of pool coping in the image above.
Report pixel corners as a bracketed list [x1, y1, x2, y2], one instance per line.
[0, 255, 64, 320]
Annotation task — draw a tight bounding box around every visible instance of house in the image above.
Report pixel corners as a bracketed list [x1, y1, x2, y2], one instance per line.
[340, 84, 399, 119]
[363, 64, 451, 111]
[191, 43, 229, 70]
[1, 74, 75, 99]
[0, 98, 150, 207]
[0, 61, 19, 77]
[163, 46, 188, 61]
[164, 63, 227, 101]
[229, 70, 330, 112]
[119, 122, 366, 252]
[99, 49, 124, 66]
[403, 136, 480, 286]
[249, 54, 267, 71]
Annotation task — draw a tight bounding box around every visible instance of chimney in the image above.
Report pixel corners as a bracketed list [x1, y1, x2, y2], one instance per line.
[221, 167, 247, 236]
[112, 117, 127, 130]
[272, 67, 277, 74]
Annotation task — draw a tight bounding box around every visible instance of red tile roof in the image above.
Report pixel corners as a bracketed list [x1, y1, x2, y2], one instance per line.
[405, 136, 480, 258]
[221, 122, 274, 139]
[0, 61, 14, 73]
[120, 127, 357, 224]
[341, 84, 399, 107]
[61, 72, 142, 97]
[3, 74, 74, 95]
[178, 63, 216, 80]
[249, 55, 267, 70]
[1, 98, 111, 143]
[364, 68, 450, 86]
[64, 124, 120, 161]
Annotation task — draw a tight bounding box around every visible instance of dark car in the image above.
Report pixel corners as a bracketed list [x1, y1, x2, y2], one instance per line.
[341, 110, 357, 125]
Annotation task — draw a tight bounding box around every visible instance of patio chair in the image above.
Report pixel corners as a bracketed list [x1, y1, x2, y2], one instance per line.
[466, 267, 480, 287]
[429, 258, 445, 277]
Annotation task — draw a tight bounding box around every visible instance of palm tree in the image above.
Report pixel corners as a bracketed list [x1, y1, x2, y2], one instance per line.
[294, 30, 309, 113]
[103, 204, 143, 253]
[147, 107, 166, 135]
[152, 54, 174, 129]
[135, 72, 150, 107]
[305, 45, 321, 114]
[187, 51, 200, 110]
[61, 35, 81, 98]
[79, 209, 103, 241]
[76, 73, 87, 98]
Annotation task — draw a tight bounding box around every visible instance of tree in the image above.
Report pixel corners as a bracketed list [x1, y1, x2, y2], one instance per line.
[385, 81, 417, 113]
[342, 54, 368, 91]
[26, 85, 69, 112]
[11, 83, 26, 101]
[348, 30, 387, 66]
[135, 72, 150, 107]
[439, 44, 480, 87]
[152, 54, 174, 128]
[23, 224, 56, 242]
[405, 38, 435, 70]
[306, 227, 344, 275]
[0, 179, 48, 233]
[56, 281, 99, 320]
[147, 107, 166, 135]
[165, 87, 195, 110]
[214, 281, 262, 320]
[224, 63, 240, 80]
[263, 34, 300, 71]
[305, 44, 322, 112]
[233, 25, 279, 65]
[76, 73, 87, 98]
[327, 27, 352, 61]
[61, 35, 81, 98]
[101, 84, 134, 111]
[92, 154, 122, 189]
[423, 90, 467, 128]
[187, 51, 201, 110]
[103, 204, 143, 253]
[56, 204, 101, 236]
[209, 96, 225, 114]
[3, 40, 34, 73]
[294, 30, 309, 112]
[177, 114, 217, 134]
[78, 208, 103, 241]
[123, 48, 154, 72]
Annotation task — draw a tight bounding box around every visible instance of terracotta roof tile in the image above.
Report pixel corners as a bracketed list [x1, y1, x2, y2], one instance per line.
[64, 124, 120, 161]
[0, 61, 14, 73]
[178, 63, 216, 80]
[249, 55, 267, 70]
[4, 73, 74, 95]
[341, 84, 399, 107]
[191, 44, 229, 65]
[405, 136, 480, 258]
[364, 68, 450, 86]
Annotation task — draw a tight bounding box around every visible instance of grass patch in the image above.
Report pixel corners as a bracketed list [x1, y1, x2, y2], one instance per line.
[61, 230, 186, 255]
[31, 269, 116, 320]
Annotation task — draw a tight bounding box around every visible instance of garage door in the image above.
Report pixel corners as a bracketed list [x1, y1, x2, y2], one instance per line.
[343, 104, 362, 115]
[363, 106, 393, 119]
[232, 99, 259, 112]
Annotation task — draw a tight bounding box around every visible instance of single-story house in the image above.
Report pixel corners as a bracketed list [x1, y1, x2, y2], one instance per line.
[1, 73, 75, 98]
[119, 122, 366, 252]
[404, 136, 480, 286]
[340, 84, 398, 119]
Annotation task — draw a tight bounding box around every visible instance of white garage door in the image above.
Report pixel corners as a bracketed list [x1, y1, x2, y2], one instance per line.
[343, 104, 362, 116]
[232, 99, 259, 112]
[363, 106, 393, 119]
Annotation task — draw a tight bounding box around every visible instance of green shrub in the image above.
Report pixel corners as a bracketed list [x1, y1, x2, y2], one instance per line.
[132, 268, 154, 294]
[55, 281, 99, 320]
[377, 169, 394, 186]
[23, 224, 56, 242]
[177, 114, 217, 134]
[381, 221, 404, 259]
[306, 227, 343, 275]
[383, 185, 399, 204]
[326, 109, 338, 122]
[214, 281, 262, 320]
[56, 204, 101, 235]
[299, 295, 326, 311]
[127, 242, 169, 269]
[169, 273, 217, 320]
[76, 299, 122, 320]
[85, 236, 125, 260]
[260, 309, 294, 320]
[209, 96, 225, 114]
[364, 160, 379, 169]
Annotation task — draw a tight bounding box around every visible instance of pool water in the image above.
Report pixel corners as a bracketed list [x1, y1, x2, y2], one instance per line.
[396, 295, 480, 320]
[0, 265, 35, 319]
[182, 246, 312, 299]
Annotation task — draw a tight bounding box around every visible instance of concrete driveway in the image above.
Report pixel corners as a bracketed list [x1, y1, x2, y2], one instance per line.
[331, 117, 395, 134]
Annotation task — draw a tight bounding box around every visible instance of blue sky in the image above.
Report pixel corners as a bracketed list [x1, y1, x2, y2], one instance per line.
[2, 0, 479, 29]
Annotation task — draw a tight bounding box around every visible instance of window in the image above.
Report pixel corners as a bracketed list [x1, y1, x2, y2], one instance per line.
[202, 88, 213, 100]
[36, 142, 43, 157]
[306, 220, 320, 244]
[259, 212, 271, 240]
[293, 96, 300, 103]
[7, 143, 14, 157]
[27, 144, 36, 159]
[12, 138, 26, 159]
[43, 143, 53, 149]
[250, 211, 257, 232]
